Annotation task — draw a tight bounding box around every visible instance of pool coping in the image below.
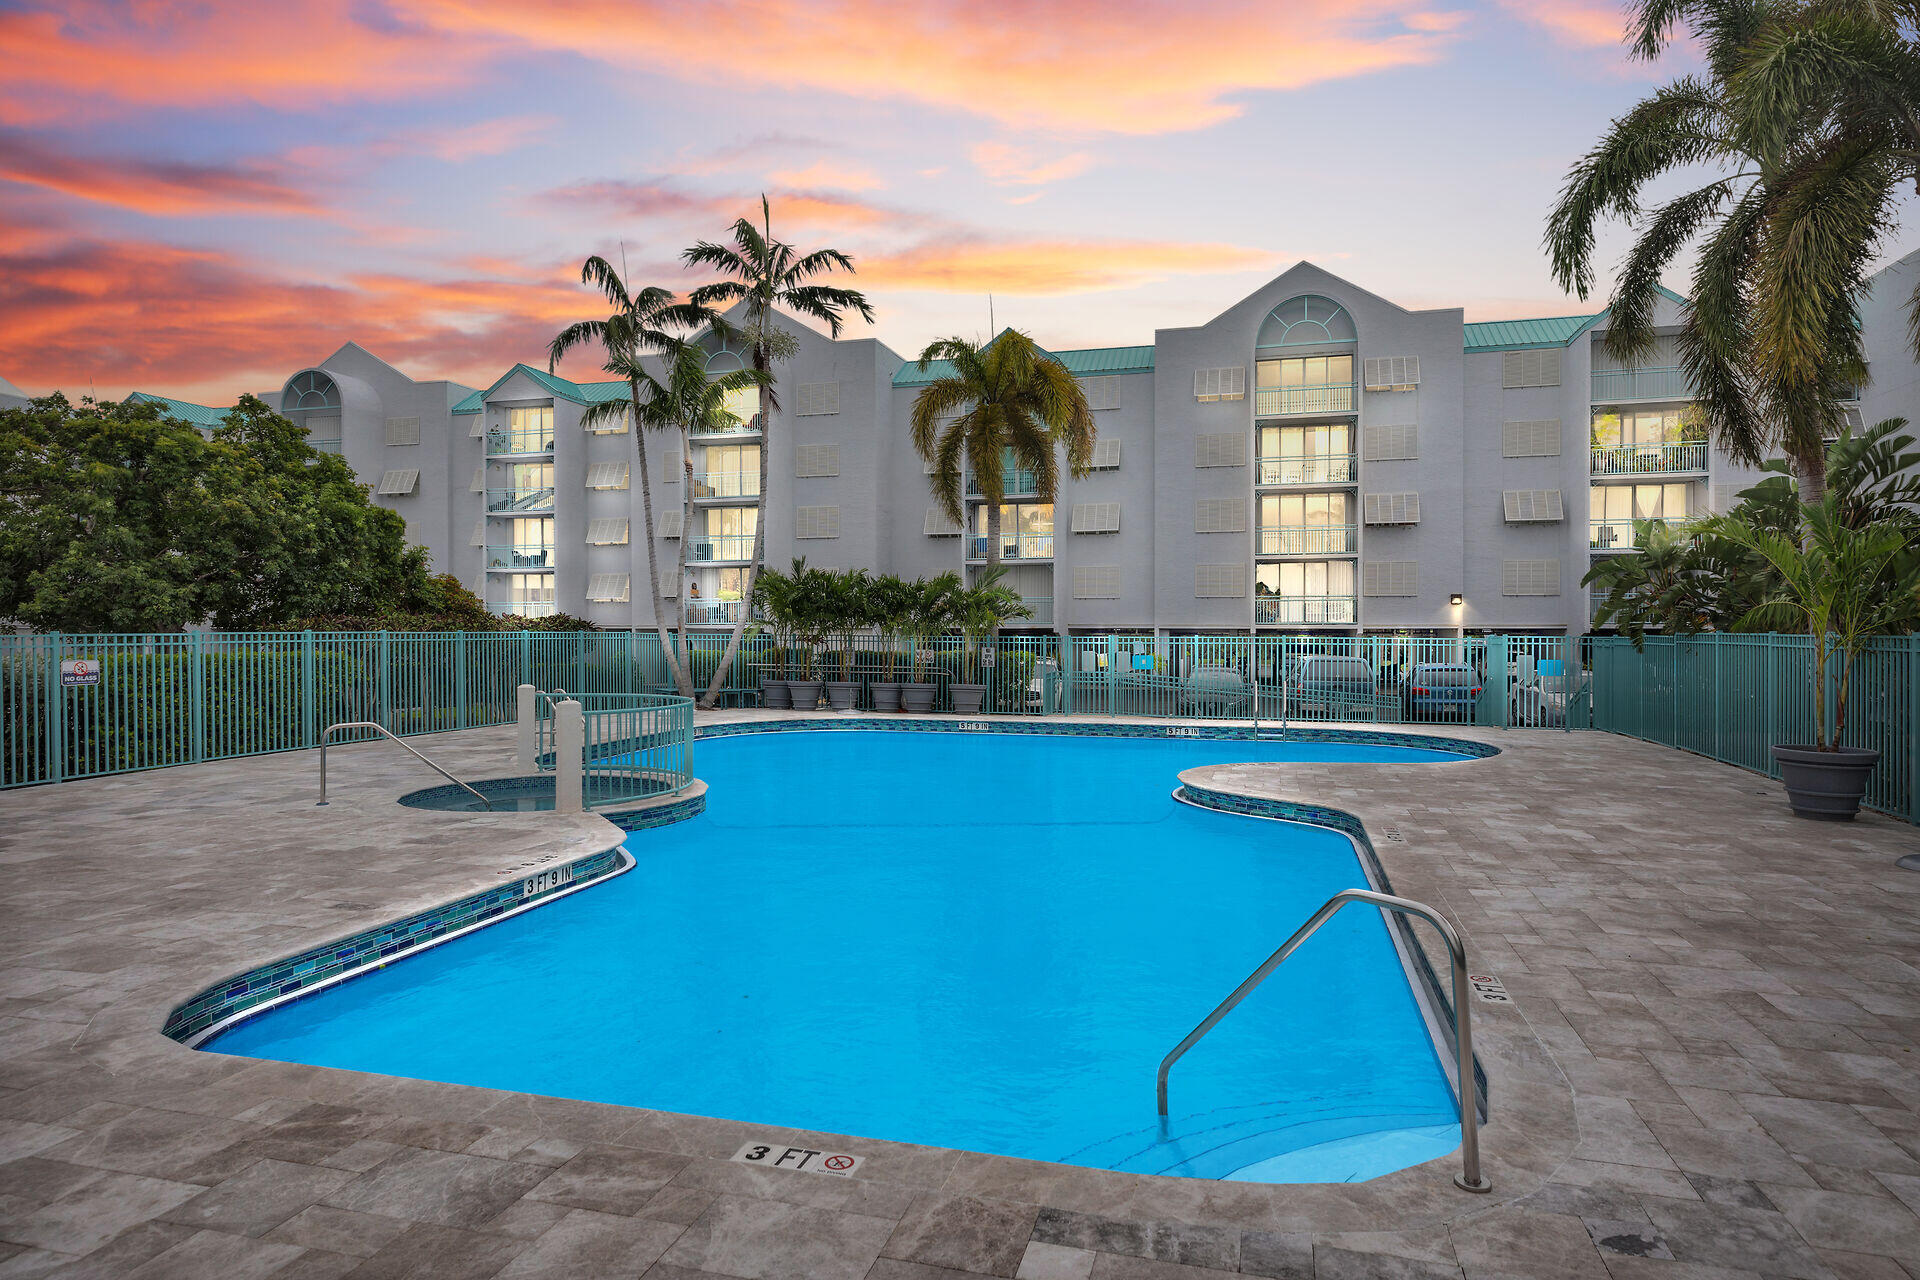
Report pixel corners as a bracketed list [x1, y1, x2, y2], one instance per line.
[150, 715, 1571, 1238]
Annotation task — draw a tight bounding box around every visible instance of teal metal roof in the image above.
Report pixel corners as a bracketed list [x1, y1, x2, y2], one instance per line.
[1461, 314, 1601, 353]
[892, 342, 1156, 388]
[452, 364, 635, 413]
[126, 392, 234, 427]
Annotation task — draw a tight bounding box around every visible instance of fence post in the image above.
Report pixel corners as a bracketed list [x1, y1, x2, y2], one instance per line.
[189, 631, 206, 764]
[455, 631, 468, 731]
[516, 684, 537, 770]
[520, 630, 531, 689]
[46, 632, 63, 786]
[376, 631, 392, 733]
[554, 698, 584, 814]
[301, 630, 316, 748]
[1909, 635, 1919, 825]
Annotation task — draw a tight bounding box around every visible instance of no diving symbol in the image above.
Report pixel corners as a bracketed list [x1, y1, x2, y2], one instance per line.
[822, 1154, 854, 1172]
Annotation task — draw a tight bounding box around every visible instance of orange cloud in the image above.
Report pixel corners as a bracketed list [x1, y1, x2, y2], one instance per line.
[860, 238, 1273, 294]
[1496, 0, 1624, 47]
[410, 115, 558, 161]
[2, 0, 1458, 134]
[969, 142, 1094, 187]
[0, 134, 321, 216]
[766, 160, 884, 192]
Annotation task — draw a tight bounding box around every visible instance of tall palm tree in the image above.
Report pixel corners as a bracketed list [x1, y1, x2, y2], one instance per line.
[549, 257, 713, 690]
[908, 330, 1096, 573]
[1545, 0, 1918, 506]
[630, 339, 764, 694]
[682, 197, 874, 709]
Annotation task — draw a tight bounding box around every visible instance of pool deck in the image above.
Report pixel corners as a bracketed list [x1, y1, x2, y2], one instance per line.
[0, 711, 1916, 1279]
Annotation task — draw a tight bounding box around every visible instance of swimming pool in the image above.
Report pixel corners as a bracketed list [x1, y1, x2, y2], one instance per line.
[210, 726, 1478, 1183]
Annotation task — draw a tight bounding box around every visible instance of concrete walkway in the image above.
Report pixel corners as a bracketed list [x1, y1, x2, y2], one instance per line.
[0, 713, 1916, 1279]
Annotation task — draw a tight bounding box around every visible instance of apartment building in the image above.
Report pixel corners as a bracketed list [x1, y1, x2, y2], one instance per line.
[118, 253, 1918, 636]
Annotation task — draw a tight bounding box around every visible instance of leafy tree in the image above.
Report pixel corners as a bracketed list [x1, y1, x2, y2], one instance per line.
[1546, 0, 1919, 505]
[908, 330, 1095, 578]
[684, 198, 875, 708]
[1, 394, 430, 632]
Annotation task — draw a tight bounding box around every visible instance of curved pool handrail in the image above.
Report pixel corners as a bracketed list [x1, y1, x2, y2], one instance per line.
[1155, 887, 1489, 1193]
[316, 721, 493, 811]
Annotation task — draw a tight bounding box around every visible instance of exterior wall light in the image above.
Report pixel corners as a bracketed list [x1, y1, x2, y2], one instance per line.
[1449, 593, 1464, 606]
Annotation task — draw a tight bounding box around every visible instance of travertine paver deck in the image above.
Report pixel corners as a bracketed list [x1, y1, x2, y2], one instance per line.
[0, 711, 1917, 1280]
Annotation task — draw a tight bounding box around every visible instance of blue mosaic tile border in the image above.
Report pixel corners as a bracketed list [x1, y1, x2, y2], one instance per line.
[605, 790, 706, 833]
[165, 844, 626, 1045]
[1174, 781, 1490, 1113]
[695, 717, 1499, 758]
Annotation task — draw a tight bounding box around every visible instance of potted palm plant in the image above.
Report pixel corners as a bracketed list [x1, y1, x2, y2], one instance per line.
[785, 563, 830, 711]
[750, 560, 802, 709]
[1707, 495, 1920, 819]
[822, 569, 873, 711]
[867, 575, 913, 712]
[948, 569, 1032, 715]
[900, 573, 958, 713]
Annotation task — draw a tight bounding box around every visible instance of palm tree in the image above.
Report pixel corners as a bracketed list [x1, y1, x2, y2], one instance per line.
[629, 339, 764, 695]
[682, 197, 875, 709]
[908, 330, 1096, 575]
[549, 257, 713, 690]
[1545, 0, 1918, 507]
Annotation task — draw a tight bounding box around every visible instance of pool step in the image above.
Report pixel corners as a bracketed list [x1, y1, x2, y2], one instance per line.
[1068, 1096, 1455, 1181]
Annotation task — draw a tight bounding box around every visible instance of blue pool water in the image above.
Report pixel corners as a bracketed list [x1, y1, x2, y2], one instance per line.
[212, 728, 1471, 1182]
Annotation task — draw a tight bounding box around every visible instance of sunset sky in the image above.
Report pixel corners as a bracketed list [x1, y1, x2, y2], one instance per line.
[5, 0, 1916, 404]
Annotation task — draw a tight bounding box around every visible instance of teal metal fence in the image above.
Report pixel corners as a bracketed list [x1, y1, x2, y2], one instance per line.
[1590, 633, 1919, 823]
[532, 691, 695, 810]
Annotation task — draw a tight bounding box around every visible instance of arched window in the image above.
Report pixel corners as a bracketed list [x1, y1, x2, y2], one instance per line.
[282, 370, 340, 410]
[1257, 295, 1357, 349]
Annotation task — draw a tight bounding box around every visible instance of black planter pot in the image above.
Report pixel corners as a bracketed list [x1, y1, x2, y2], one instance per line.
[760, 679, 791, 710]
[870, 682, 903, 712]
[1772, 744, 1881, 821]
[787, 680, 823, 711]
[901, 682, 936, 713]
[824, 681, 860, 711]
[951, 683, 987, 715]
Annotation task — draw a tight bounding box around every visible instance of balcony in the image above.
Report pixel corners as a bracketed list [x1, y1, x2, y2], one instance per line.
[691, 470, 761, 500]
[1589, 441, 1708, 477]
[485, 545, 557, 571]
[1589, 516, 1690, 551]
[968, 532, 1054, 561]
[484, 427, 555, 457]
[1012, 596, 1053, 628]
[1258, 524, 1357, 556]
[966, 469, 1039, 498]
[489, 600, 556, 619]
[486, 486, 556, 513]
[1255, 384, 1354, 417]
[688, 534, 756, 562]
[701, 414, 764, 440]
[308, 438, 342, 455]
[1257, 454, 1357, 486]
[1591, 366, 1691, 402]
[683, 600, 748, 625]
[1256, 595, 1357, 626]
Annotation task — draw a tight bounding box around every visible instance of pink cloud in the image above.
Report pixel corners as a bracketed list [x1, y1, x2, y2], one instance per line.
[969, 142, 1094, 187]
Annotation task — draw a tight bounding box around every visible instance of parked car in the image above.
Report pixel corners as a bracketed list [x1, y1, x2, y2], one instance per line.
[1510, 658, 1584, 727]
[1403, 663, 1482, 720]
[1286, 655, 1377, 717]
[1179, 665, 1250, 716]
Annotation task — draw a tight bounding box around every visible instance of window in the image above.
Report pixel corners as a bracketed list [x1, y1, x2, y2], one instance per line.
[375, 469, 418, 496]
[1362, 561, 1419, 596]
[1193, 367, 1246, 401]
[1362, 492, 1420, 524]
[584, 405, 627, 434]
[698, 444, 759, 498]
[1502, 559, 1562, 596]
[1080, 377, 1121, 411]
[972, 504, 1052, 559]
[1502, 489, 1565, 522]
[796, 506, 840, 539]
[304, 415, 340, 444]
[586, 518, 630, 544]
[794, 382, 840, 416]
[924, 508, 963, 536]
[1071, 502, 1120, 533]
[1589, 406, 1705, 449]
[1255, 559, 1355, 598]
[1256, 354, 1355, 390]
[1089, 438, 1121, 469]
[1502, 348, 1561, 388]
[720, 384, 761, 426]
[1260, 492, 1349, 527]
[503, 573, 554, 608]
[1590, 482, 1693, 523]
[1362, 356, 1420, 390]
[509, 406, 552, 435]
[1073, 566, 1121, 599]
[1194, 564, 1246, 598]
[584, 461, 629, 489]
[1259, 422, 1352, 458]
[1363, 423, 1419, 461]
[795, 443, 839, 477]
[1194, 433, 1248, 467]
[586, 573, 630, 603]
[1502, 419, 1562, 457]
[1195, 497, 1247, 533]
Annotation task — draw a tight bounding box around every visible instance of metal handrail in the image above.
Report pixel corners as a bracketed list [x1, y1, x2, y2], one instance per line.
[316, 722, 492, 810]
[1156, 887, 1490, 1192]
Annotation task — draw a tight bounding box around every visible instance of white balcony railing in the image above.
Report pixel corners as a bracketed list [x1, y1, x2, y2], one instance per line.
[688, 534, 756, 562]
[691, 470, 761, 499]
[968, 532, 1054, 561]
[489, 600, 556, 618]
[1255, 384, 1355, 416]
[1589, 441, 1708, 476]
[1257, 524, 1357, 556]
[1591, 366, 1691, 402]
[682, 600, 747, 625]
[484, 427, 555, 457]
[486, 486, 555, 513]
[1255, 595, 1357, 625]
[485, 545, 557, 570]
[1257, 454, 1358, 486]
